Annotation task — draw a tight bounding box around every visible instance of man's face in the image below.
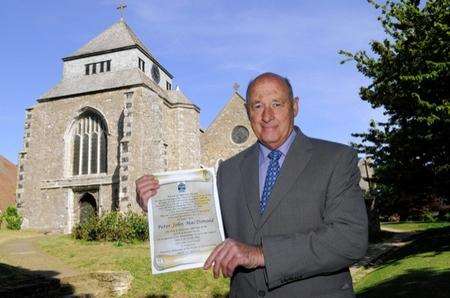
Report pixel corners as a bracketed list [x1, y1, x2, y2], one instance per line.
[246, 76, 299, 150]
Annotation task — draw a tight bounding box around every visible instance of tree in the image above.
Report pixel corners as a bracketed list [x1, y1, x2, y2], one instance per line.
[340, 0, 449, 220]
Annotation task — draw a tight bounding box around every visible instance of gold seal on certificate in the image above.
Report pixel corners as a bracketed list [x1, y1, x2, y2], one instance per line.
[148, 168, 225, 274]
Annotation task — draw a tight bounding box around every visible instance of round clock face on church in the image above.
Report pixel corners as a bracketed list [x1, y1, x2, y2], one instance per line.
[231, 125, 249, 144]
[151, 64, 161, 83]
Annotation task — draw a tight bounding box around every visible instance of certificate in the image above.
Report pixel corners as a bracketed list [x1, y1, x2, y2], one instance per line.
[147, 168, 225, 274]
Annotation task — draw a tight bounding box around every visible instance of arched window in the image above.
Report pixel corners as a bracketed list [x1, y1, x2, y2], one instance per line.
[72, 111, 107, 176]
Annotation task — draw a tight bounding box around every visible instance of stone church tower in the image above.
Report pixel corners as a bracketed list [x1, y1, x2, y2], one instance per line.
[16, 20, 255, 233]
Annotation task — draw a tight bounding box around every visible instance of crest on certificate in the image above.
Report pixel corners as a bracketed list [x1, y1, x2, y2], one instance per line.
[177, 182, 187, 193]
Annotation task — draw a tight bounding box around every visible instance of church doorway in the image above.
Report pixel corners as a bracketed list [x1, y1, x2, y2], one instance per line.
[79, 192, 97, 223]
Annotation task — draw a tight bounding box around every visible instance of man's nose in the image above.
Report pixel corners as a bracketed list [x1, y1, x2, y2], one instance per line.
[262, 107, 274, 122]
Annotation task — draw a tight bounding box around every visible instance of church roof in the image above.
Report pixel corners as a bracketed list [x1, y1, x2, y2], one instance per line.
[167, 88, 194, 105]
[39, 68, 161, 101]
[38, 69, 200, 112]
[65, 20, 152, 60]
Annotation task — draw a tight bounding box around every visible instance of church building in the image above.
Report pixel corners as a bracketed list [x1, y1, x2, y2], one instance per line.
[16, 20, 256, 233]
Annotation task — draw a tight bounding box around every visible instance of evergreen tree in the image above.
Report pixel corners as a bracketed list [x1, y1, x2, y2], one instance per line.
[341, 0, 449, 219]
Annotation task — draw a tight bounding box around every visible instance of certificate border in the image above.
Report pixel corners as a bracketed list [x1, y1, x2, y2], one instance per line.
[147, 167, 225, 274]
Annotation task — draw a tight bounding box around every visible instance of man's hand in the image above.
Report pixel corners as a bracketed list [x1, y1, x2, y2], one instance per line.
[204, 239, 265, 278]
[135, 175, 160, 212]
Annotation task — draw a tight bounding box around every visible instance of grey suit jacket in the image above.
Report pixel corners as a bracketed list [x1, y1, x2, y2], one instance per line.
[217, 130, 368, 297]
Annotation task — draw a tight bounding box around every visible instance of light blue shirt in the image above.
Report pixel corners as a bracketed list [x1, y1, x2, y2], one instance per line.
[258, 128, 297, 198]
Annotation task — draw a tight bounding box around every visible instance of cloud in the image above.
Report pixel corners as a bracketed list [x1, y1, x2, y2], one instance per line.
[130, 0, 382, 56]
[127, 0, 387, 142]
[217, 61, 266, 72]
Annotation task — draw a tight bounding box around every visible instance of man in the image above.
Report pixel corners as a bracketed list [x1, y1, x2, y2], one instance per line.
[136, 72, 368, 297]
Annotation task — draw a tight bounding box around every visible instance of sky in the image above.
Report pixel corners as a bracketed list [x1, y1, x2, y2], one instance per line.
[0, 0, 387, 163]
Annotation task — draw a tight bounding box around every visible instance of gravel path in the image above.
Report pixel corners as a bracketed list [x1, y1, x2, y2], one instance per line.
[0, 233, 108, 296]
[350, 228, 419, 283]
[0, 235, 78, 279]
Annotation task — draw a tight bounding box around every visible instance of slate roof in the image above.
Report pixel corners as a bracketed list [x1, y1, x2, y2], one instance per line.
[65, 20, 153, 59]
[39, 70, 199, 112]
[167, 88, 194, 105]
[39, 69, 162, 101]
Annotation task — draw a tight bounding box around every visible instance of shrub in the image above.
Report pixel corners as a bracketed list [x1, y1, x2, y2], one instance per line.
[0, 206, 23, 230]
[420, 211, 438, 223]
[96, 211, 124, 241]
[443, 212, 450, 221]
[124, 211, 148, 241]
[72, 214, 99, 241]
[72, 211, 148, 242]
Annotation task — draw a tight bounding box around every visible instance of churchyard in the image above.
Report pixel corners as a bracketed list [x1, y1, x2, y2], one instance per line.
[1, 221, 449, 297]
[1, 0, 448, 296]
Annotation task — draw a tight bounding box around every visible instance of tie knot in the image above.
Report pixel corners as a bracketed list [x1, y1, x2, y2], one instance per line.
[268, 150, 282, 161]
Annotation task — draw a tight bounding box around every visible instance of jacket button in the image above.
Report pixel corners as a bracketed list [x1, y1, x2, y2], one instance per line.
[258, 290, 266, 296]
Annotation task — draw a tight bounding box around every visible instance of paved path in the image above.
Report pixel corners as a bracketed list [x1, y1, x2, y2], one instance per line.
[350, 227, 419, 283]
[0, 233, 108, 296]
[0, 235, 78, 279]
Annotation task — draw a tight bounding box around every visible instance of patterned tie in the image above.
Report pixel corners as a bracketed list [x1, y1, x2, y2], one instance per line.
[260, 150, 282, 213]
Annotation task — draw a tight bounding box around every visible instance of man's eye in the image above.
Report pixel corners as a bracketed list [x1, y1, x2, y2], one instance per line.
[253, 104, 262, 110]
[272, 102, 282, 108]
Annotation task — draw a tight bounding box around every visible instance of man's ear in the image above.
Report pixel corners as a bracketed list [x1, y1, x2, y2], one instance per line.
[293, 96, 299, 117]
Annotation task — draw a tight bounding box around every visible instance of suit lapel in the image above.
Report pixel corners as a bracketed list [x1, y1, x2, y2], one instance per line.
[240, 143, 260, 230]
[258, 130, 313, 229]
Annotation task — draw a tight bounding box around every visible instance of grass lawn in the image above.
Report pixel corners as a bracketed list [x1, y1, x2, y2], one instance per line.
[355, 225, 450, 298]
[38, 235, 229, 297]
[5, 221, 448, 297]
[381, 221, 450, 232]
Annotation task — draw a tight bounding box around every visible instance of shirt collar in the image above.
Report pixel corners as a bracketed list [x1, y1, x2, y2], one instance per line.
[258, 128, 297, 162]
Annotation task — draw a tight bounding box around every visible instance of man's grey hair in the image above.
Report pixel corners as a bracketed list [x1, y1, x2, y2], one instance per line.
[245, 72, 294, 103]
